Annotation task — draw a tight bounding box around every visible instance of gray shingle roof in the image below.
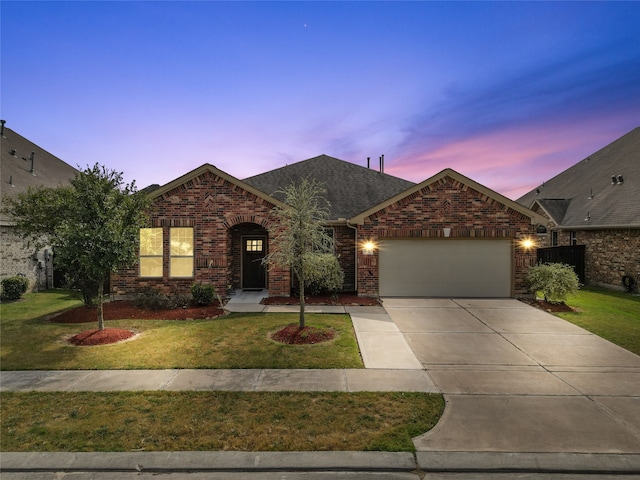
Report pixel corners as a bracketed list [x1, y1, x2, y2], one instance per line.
[1, 127, 78, 224]
[517, 127, 640, 228]
[243, 154, 416, 219]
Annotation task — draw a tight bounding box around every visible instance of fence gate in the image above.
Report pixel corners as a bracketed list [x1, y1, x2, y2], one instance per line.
[536, 245, 586, 284]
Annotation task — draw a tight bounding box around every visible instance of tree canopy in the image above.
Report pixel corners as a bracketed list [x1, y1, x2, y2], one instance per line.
[4, 164, 149, 329]
[262, 177, 341, 327]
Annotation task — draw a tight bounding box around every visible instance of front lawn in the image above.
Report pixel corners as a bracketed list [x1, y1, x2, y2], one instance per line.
[558, 287, 640, 356]
[0, 291, 363, 370]
[0, 391, 444, 452]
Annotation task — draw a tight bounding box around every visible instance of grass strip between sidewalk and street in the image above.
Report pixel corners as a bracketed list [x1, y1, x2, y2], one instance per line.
[0, 391, 444, 452]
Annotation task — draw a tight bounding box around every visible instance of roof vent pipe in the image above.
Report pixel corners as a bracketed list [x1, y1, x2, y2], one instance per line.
[30, 152, 35, 175]
[617, 175, 624, 184]
[367, 157, 370, 169]
[9, 175, 14, 187]
[0, 119, 5, 136]
[379, 154, 384, 174]
[612, 175, 617, 185]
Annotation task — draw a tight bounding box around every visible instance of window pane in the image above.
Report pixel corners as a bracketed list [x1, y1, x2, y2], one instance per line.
[171, 257, 193, 277]
[140, 228, 163, 255]
[140, 257, 163, 277]
[171, 228, 194, 256]
[246, 239, 263, 252]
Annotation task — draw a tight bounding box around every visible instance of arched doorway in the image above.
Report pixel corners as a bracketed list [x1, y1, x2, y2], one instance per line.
[229, 222, 268, 290]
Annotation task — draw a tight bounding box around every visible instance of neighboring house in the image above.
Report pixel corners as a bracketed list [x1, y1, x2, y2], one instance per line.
[112, 154, 546, 299]
[0, 122, 78, 291]
[517, 127, 640, 291]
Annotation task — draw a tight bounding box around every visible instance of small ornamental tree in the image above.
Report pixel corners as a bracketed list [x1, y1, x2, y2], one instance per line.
[527, 262, 581, 304]
[262, 178, 336, 328]
[3, 164, 149, 330]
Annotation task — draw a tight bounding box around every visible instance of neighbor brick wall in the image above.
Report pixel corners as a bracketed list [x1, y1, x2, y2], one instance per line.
[0, 226, 53, 292]
[355, 176, 537, 296]
[556, 229, 640, 289]
[111, 170, 291, 298]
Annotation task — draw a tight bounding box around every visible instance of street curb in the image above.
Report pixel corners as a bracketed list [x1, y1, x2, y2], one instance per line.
[417, 451, 640, 474]
[0, 451, 418, 473]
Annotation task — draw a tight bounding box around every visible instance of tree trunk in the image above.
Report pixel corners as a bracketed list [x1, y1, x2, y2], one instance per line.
[97, 278, 105, 331]
[298, 274, 305, 329]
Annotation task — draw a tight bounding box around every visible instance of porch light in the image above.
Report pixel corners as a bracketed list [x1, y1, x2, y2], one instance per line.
[519, 238, 535, 251]
[361, 240, 376, 255]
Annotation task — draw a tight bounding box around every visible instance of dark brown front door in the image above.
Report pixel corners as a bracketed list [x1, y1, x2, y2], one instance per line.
[242, 236, 267, 289]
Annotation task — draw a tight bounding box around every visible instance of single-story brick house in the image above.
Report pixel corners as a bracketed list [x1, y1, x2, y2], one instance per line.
[112, 155, 546, 299]
[1, 123, 78, 291]
[517, 127, 640, 291]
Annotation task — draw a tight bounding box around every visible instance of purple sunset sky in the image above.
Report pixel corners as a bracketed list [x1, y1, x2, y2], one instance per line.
[2, 1, 639, 200]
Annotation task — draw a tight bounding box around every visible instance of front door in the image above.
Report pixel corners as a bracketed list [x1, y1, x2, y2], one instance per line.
[242, 236, 267, 289]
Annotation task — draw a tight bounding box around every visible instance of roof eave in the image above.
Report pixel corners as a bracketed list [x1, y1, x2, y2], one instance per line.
[553, 223, 640, 230]
[147, 163, 287, 209]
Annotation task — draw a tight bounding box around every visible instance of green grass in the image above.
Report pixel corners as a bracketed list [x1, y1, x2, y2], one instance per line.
[0, 391, 444, 452]
[557, 287, 640, 355]
[0, 291, 363, 370]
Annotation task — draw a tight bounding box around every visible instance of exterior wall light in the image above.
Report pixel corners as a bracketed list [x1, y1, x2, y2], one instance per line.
[361, 240, 376, 255]
[519, 238, 535, 251]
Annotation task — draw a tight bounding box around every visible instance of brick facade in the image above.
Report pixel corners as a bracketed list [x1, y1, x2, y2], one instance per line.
[354, 176, 538, 296]
[547, 228, 640, 290]
[111, 170, 291, 299]
[0, 226, 54, 293]
[112, 168, 541, 300]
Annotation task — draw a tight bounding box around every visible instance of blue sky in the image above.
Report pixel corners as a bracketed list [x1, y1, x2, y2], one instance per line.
[2, 1, 639, 199]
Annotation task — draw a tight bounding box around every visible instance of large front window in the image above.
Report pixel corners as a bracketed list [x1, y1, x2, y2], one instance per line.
[139, 228, 163, 277]
[170, 227, 194, 277]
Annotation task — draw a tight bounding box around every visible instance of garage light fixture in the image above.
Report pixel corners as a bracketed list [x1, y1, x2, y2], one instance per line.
[519, 238, 535, 251]
[361, 240, 376, 255]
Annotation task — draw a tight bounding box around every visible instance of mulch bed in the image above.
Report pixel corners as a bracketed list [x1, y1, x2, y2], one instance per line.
[271, 324, 336, 345]
[263, 293, 381, 306]
[68, 328, 136, 346]
[51, 301, 225, 324]
[519, 298, 575, 313]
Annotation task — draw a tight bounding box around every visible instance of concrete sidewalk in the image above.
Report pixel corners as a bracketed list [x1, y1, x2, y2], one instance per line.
[0, 368, 437, 392]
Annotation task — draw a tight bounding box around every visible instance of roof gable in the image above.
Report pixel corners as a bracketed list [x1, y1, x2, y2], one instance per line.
[351, 168, 546, 225]
[148, 163, 286, 209]
[243, 154, 415, 219]
[517, 127, 640, 228]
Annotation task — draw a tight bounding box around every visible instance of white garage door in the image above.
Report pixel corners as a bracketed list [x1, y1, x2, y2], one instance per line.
[379, 239, 512, 297]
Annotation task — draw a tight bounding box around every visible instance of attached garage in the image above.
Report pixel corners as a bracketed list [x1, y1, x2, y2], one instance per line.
[379, 239, 513, 297]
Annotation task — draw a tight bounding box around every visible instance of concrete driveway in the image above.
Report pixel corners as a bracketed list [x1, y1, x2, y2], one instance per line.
[381, 298, 640, 460]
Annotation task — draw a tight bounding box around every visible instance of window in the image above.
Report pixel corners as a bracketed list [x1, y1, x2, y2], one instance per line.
[170, 227, 194, 277]
[139, 228, 163, 277]
[551, 231, 558, 247]
[569, 231, 577, 246]
[246, 239, 263, 252]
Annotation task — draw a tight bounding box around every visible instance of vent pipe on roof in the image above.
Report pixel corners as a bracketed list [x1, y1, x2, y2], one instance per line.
[0, 120, 5, 136]
[379, 154, 384, 174]
[617, 175, 624, 184]
[9, 175, 14, 187]
[612, 175, 617, 185]
[367, 157, 370, 169]
[30, 152, 35, 176]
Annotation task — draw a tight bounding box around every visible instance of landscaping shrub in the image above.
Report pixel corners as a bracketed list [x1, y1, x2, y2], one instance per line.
[1, 276, 29, 300]
[527, 262, 580, 304]
[133, 286, 188, 310]
[191, 282, 215, 305]
[303, 253, 344, 295]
